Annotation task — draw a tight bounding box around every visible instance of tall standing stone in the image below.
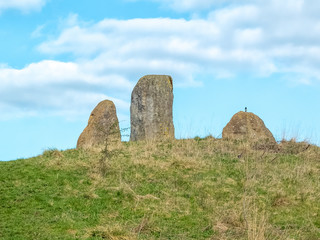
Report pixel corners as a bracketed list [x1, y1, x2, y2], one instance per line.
[222, 111, 276, 145]
[77, 100, 120, 149]
[130, 75, 175, 141]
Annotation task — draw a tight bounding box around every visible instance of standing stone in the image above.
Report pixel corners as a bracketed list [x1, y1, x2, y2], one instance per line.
[130, 75, 175, 141]
[77, 100, 120, 149]
[222, 111, 276, 144]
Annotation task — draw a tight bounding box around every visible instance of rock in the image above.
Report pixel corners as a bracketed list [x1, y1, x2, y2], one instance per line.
[222, 111, 276, 145]
[130, 75, 175, 141]
[77, 100, 120, 149]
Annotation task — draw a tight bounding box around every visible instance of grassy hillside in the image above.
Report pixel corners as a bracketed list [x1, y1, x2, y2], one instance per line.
[1, 138, 319, 239]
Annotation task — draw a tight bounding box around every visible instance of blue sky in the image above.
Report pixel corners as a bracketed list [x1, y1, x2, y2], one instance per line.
[1, 0, 320, 161]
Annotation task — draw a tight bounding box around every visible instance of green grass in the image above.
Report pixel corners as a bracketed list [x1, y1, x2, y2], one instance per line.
[0, 139, 320, 239]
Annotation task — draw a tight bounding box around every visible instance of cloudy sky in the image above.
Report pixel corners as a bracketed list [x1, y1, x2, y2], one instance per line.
[1, 0, 320, 160]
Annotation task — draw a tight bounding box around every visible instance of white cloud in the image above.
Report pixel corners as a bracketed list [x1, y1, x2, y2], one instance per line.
[0, 0, 47, 13]
[39, 15, 276, 83]
[36, 13, 282, 82]
[138, 0, 247, 12]
[2, 0, 320, 119]
[38, 17, 218, 86]
[0, 60, 131, 120]
[0, 60, 132, 89]
[234, 28, 263, 47]
[164, 0, 218, 12]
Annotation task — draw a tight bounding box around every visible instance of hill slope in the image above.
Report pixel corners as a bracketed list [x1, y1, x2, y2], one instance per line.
[1, 138, 320, 239]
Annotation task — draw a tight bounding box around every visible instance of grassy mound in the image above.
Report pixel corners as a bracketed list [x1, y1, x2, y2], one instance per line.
[1, 138, 319, 239]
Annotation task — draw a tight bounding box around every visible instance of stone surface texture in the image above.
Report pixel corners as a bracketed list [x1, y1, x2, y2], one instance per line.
[222, 111, 276, 144]
[130, 75, 175, 141]
[77, 100, 120, 149]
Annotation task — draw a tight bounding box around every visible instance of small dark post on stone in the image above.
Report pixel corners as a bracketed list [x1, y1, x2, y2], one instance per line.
[245, 107, 247, 112]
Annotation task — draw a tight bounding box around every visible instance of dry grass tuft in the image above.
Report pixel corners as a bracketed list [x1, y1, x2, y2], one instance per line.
[85, 225, 135, 240]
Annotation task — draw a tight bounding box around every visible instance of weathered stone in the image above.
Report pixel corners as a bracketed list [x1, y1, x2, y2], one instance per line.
[77, 100, 120, 149]
[130, 75, 175, 141]
[222, 111, 276, 144]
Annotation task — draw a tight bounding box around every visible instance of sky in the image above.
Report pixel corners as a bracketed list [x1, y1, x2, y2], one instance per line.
[1, 0, 320, 161]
